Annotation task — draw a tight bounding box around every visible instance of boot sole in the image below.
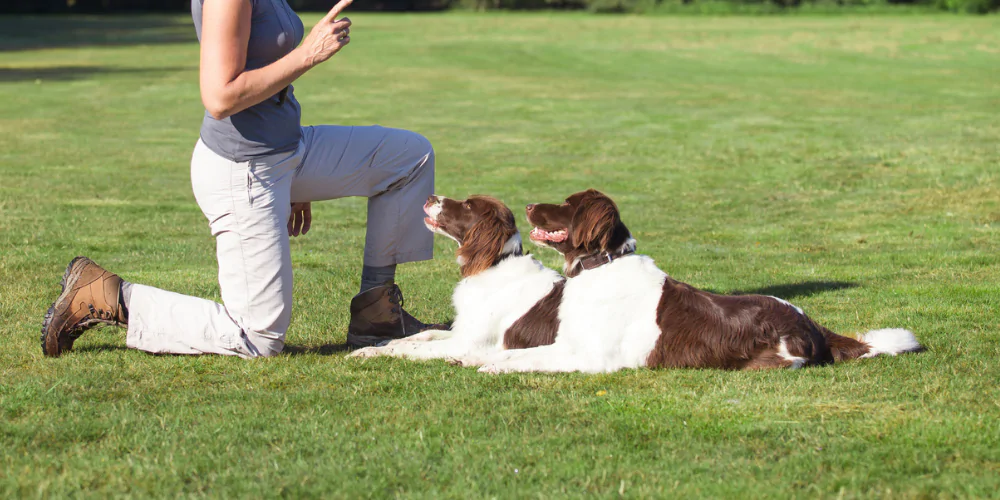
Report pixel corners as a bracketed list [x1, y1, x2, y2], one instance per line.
[347, 323, 454, 349]
[40, 256, 89, 357]
[346, 333, 399, 349]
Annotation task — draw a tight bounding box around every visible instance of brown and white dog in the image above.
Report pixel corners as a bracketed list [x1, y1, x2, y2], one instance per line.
[476, 189, 922, 374]
[350, 195, 564, 362]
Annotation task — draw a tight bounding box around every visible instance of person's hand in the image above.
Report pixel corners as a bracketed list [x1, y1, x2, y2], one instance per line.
[288, 202, 312, 237]
[300, 0, 353, 68]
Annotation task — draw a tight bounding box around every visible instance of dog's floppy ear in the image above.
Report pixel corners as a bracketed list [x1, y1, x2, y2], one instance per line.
[570, 193, 621, 253]
[458, 203, 517, 277]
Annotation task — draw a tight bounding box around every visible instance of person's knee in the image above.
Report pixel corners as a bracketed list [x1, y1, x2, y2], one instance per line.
[405, 128, 433, 153]
[241, 312, 289, 358]
[256, 340, 285, 358]
[246, 331, 285, 358]
[391, 129, 434, 170]
[409, 132, 434, 182]
[414, 132, 434, 164]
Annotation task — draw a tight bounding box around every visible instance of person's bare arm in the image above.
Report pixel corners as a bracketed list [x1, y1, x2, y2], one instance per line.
[199, 0, 353, 120]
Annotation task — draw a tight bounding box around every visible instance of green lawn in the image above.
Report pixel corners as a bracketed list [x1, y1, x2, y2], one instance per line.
[2, 12, 999, 498]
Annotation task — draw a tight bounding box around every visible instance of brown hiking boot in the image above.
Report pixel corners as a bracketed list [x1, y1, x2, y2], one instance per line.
[346, 284, 445, 348]
[40, 256, 127, 357]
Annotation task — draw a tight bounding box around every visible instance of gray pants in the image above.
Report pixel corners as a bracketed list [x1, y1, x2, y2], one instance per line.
[124, 125, 435, 358]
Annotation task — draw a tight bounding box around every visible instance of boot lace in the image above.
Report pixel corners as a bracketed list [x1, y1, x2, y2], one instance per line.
[87, 303, 117, 322]
[387, 286, 404, 315]
[66, 303, 119, 339]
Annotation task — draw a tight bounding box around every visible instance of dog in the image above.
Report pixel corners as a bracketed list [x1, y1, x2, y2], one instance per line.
[475, 189, 922, 374]
[349, 194, 565, 363]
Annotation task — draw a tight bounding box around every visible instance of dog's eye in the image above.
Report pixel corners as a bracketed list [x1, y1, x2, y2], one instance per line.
[463, 202, 471, 209]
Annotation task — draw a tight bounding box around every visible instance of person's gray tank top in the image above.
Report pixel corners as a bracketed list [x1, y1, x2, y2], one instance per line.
[192, 0, 304, 162]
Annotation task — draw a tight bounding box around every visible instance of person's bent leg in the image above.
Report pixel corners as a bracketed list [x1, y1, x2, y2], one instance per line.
[291, 125, 435, 266]
[126, 141, 298, 357]
[361, 130, 435, 269]
[41, 142, 296, 358]
[291, 125, 437, 347]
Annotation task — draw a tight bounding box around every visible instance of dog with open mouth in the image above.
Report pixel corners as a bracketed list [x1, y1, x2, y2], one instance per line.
[476, 189, 922, 374]
[349, 194, 565, 363]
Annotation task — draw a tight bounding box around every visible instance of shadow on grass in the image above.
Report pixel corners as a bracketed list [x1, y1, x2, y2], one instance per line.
[730, 281, 857, 299]
[0, 15, 195, 52]
[72, 344, 130, 353]
[74, 343, 355, 356]
[0, 65, 193, 83]
[283, 343, 351, 356]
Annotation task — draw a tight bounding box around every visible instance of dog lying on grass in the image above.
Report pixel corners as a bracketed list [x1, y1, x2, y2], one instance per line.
[473, 189, 922, 374]
[349, 194, 565, 362]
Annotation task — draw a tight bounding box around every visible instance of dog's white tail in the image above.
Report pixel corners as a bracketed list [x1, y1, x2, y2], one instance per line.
[858, 328, 922, 358]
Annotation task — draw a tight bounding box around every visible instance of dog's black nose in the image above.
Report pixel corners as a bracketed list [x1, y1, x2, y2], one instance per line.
[526, 204, 536, 213]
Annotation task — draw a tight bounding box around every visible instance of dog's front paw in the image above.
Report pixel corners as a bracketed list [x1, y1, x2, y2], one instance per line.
[478, 364, 506, 375]
[451, 355, 488, 367]
[349, 347, 383, 358]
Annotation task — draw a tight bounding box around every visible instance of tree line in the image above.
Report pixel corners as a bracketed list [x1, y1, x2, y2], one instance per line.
[3, 0, 996, 14]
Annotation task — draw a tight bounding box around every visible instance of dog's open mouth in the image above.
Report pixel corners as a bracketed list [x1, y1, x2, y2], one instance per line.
[530, 227, 567, 242]
[423, 204, 441, 229]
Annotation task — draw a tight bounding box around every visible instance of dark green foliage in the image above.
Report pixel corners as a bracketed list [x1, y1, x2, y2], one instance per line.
[585, 0, 663, 13]
[1, 0, 996, 12]
[0, 0, 455, 13]
[457, 0, 588, 10]
[935, 0, 1000, 12]
[463, 0, 997, 11]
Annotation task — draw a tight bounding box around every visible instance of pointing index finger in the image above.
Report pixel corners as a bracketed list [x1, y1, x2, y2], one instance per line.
[322, 0, 353, 23]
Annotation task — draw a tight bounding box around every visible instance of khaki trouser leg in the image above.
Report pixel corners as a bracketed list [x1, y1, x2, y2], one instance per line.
[291, 125, 435, 267]
[125, 140, 297, 358]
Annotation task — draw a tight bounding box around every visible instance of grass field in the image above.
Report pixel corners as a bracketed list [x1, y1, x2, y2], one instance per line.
[2, 12, 999, 498]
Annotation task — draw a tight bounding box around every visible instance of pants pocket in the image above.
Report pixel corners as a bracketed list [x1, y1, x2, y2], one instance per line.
[246, 150, 300, 210]
[247, 167, 257, 208]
